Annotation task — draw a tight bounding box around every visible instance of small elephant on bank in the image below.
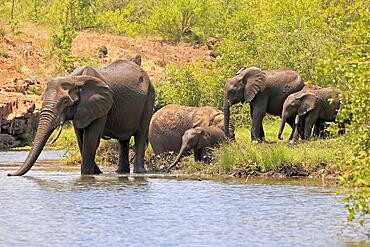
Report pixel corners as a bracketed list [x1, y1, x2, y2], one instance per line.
[223, 67, 304, 142]
[168, 126, 226, 170]
[149, 104, 234, 155]
[278, 87, 342, 143]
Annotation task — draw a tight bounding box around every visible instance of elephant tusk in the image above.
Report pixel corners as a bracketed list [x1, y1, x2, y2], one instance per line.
[48, 124, 63, 145]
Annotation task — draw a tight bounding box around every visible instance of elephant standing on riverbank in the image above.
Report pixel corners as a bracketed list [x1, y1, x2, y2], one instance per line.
[149, 104, 233, 155]
[168, 126, 226, 170]
[223, 67, 304, 142]
[8, 59, 155, 176]
[278, 87, 342, 143]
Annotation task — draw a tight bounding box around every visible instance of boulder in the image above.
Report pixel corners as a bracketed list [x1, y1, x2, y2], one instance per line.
[0, 92, 40, 149]
[0, 134, 20, 149]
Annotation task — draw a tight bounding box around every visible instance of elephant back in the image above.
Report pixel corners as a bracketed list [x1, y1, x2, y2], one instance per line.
[149, 104, 226, 154]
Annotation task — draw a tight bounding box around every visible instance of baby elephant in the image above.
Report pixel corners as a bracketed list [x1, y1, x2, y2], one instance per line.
[278, 87, 342, 143]
[168, 126, 226, 170]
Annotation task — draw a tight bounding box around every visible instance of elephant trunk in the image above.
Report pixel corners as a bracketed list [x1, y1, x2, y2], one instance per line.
[278, 114, 287, 140]
[168, 145, 188, 171]
[8, 107, 56, 176]
[223, 98, 231, 138]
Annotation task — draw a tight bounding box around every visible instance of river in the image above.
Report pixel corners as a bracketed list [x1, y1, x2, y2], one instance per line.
[0, 150, 368, 247]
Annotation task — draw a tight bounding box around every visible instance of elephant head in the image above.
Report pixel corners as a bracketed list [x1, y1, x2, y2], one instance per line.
[278, 92, 317, 140]
[8, 73, 113, 176]
[168, 127, 210, 170]
[223, 67, 266, 137]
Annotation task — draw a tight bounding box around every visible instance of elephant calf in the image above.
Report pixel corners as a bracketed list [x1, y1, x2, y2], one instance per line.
[149, 104, 234, 155]
[168, 126, 226, 170]
[278, 87, 342, 143]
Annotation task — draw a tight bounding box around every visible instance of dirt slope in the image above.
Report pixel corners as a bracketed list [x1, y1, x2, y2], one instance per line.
[0, 26, 212, 147]
[72, 31, 212, 82]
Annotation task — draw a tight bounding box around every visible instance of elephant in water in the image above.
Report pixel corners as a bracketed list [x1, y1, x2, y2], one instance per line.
[168, 126, 226, 170]
[223, 67, 304, 142]
[149, 104, 234, 155]
[278, 87, 342, 143]
[8, 59, 155, 176]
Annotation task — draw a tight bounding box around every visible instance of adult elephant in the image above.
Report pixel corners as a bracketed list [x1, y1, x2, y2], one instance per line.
[149, 104, 233, 155]
[278, 87, 342, 143]
[8, 59, 155, 176]
[223, 67, 304, 142]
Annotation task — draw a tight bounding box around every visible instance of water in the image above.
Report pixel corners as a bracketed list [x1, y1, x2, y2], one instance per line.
[0, 151, 368, 247]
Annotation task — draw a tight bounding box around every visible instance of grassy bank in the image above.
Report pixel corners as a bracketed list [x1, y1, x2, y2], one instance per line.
[179, 119, 348, 178]
[36, 118, 349, 179]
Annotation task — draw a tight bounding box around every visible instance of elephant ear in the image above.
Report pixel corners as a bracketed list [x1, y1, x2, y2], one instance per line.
[72, 75, 113, 129]
[241, 67, 266, 103]
[297, 93, 317, 116]
[196, 129, 210, 149]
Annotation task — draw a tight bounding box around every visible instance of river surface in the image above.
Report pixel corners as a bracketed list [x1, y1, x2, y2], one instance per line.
[0, 151, 369, 247]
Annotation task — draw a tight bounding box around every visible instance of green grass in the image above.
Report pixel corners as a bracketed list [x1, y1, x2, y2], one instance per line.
[180, 118, 349, 178]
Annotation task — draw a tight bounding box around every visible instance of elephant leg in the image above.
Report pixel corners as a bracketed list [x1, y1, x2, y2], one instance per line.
[194, 148, 202, 162]
[286, 118, 295, 140]
[250, 99, 267, 142]
[117, 140, 130, 174]
[338, 122, 346, 135]
[259, 123, 265, 141]
[80, 117, 106, 175]
[133, 95, 154, 173]
[303, 112, 318, 140]
[74, 125, 102, 174]
[290, 115, 303, 144]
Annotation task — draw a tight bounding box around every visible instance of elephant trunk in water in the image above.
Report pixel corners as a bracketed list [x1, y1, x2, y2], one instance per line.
[223, 98, 231, 138]
[8, 104, 56, 176]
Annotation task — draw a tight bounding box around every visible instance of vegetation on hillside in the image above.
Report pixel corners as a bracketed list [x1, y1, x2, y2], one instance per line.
[0, 0, 368, 222]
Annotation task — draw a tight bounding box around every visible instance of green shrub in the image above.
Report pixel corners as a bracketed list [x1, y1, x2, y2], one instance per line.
[147, 0, 209, 41]
[96, 4, 141, 36]
[51, 25, 77, 73]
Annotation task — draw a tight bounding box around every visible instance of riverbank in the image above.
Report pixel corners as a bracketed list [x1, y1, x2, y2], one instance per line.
[16, 119, 349, 180]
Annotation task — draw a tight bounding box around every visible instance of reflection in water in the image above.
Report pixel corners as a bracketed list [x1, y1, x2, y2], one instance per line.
[0, 170, 369, 246]
[25, 175, 150, 193]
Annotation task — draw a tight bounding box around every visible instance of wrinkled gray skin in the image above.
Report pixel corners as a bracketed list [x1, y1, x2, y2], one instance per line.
[224, 67, 304, 142]
[168, 126, 226, 170]
[278, 87, 342, 143]
[8, 59, 155, 176]
[149, 104, 234, 155]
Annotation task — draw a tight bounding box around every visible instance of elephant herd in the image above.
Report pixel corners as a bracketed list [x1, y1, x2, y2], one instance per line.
[7, 59, 343, 176]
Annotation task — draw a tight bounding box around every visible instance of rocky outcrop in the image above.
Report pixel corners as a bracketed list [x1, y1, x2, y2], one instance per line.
[0, 35, 45, 149]
[0, 93, 40, 149]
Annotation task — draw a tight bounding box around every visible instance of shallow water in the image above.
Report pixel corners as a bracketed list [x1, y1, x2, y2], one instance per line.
[0, 151, 369, 247]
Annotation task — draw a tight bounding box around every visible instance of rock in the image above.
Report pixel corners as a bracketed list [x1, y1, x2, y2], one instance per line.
[210, 50, 222, 58]
[0, 92, 40, 149]
[206, 36, 221, 50]
[131, 55, 142, 66]
[97, 45, 108, 58]
[0, 134, 20, 149]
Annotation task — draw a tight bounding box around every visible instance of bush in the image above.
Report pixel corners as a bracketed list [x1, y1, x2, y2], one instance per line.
[96, 4, 141, 36]
[147, 0, 210, 41]
[51, 25, 77, 73]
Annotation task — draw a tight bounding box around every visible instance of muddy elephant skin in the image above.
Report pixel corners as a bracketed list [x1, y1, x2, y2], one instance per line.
[149, 104, 233, 155]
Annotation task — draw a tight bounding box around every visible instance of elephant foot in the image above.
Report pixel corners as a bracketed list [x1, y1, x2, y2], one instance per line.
[94, 165, 103, 175]
[116, 167, 130, 174]
[133, 165, 147, 173]
[289, 139, 298, 145]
